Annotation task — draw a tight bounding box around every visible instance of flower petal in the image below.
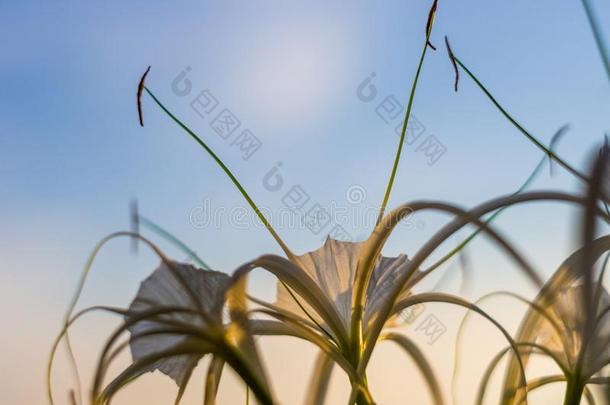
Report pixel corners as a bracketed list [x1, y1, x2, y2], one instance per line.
[127, 261, 231, 385]
[275, 238, 417, 331]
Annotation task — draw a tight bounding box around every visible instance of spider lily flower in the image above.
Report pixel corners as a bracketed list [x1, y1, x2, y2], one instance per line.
[266, 234, 525, 405]
[90, 259, 275, 405]
[47, 0, 610, 402]
[125, 261, 231, 393]
[474, 280, 610, 405]
[503, 153, 610, 405]
[501, 235, 610, 405]
[73, 1, 586, 402]
[532, 282, 610, 380]
[129, 57, 558, 405]
[129, 2, 446, 402]
[239, 192, 542, 405]
[274, 237, 418, 335]
[269, 237, 434, 403]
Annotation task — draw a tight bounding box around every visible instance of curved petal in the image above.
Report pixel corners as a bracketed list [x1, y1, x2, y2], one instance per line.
[451, 289, 573, 402]
[233, 254, 350, 350]
[174, 357, 198, 405]
[276, 238, 415, 334]
[362, 292, 529, 404]
[477, 344, 568, 405]
[250, 295, 336, 342]
[356, 191, 610, 377]
[98, 340, 208, 404]
[249, 311, 353, 376]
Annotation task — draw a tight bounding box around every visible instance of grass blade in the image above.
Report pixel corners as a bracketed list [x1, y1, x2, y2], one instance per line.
[376, 0, 438, 224]
[140, 76, 294, 260]
[444, 44, 588, 183]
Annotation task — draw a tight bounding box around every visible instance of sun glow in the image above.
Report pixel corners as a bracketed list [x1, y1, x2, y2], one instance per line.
[240, 22, 352, 125]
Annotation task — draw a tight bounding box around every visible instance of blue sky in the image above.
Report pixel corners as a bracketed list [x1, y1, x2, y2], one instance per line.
[1, 1, 609, 403]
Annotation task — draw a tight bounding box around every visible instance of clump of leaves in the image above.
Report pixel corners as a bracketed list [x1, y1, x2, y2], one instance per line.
[48, 2, 610, 404]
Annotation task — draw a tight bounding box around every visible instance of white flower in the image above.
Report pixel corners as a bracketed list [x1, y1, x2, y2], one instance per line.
[275, 237, 418, 334]
[127, 261, 231, 386]
[91, 259, 274, 405]
[532, 282, 610, 377]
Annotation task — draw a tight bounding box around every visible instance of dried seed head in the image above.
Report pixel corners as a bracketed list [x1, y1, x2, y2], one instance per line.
[425, 0, 439, 50]
[444, 36, 459, 92]
[137, 66, 151, 126]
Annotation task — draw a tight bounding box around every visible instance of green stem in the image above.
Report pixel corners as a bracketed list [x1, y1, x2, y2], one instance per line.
[353, 379, 374, 405]
[139, 215, 210, 269]
[359, 1, 437, 383]
[581, 0, 610, 83]
[143, 87, 294, 260]
[355, 395, 370, 405]
[143, 86, 326, 346]
[453, 57, 588, 183]
[563, 376, 584, 405]
[360, 0, 438, 368]
[376, 40, 431, 225]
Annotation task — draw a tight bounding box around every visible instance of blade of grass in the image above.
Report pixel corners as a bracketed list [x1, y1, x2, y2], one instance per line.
[141, 81, 294, 260]
[444, 42, 588, 183]
[369, 292, 530, 404]
[140, 79, 327, 341]
[355, 1, 440, 385]
[360, 191, 610, 376]
[138, 214, 210, 270]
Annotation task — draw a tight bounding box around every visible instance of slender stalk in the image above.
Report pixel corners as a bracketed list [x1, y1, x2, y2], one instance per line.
[355, 395, 370, 405]
[143, 87, 295, 260]
[138, 85, 334, 354]
[376, 39, 431, 225]
[139, 215, 210, 269]
[452, 57, 588, 183]
[143, 86, 325, 352]
[563, 375, 584, 405]
[353, 3, 438, 391]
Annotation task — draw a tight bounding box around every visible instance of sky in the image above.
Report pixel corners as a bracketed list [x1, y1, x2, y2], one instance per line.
[1, 1, 609, 404]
